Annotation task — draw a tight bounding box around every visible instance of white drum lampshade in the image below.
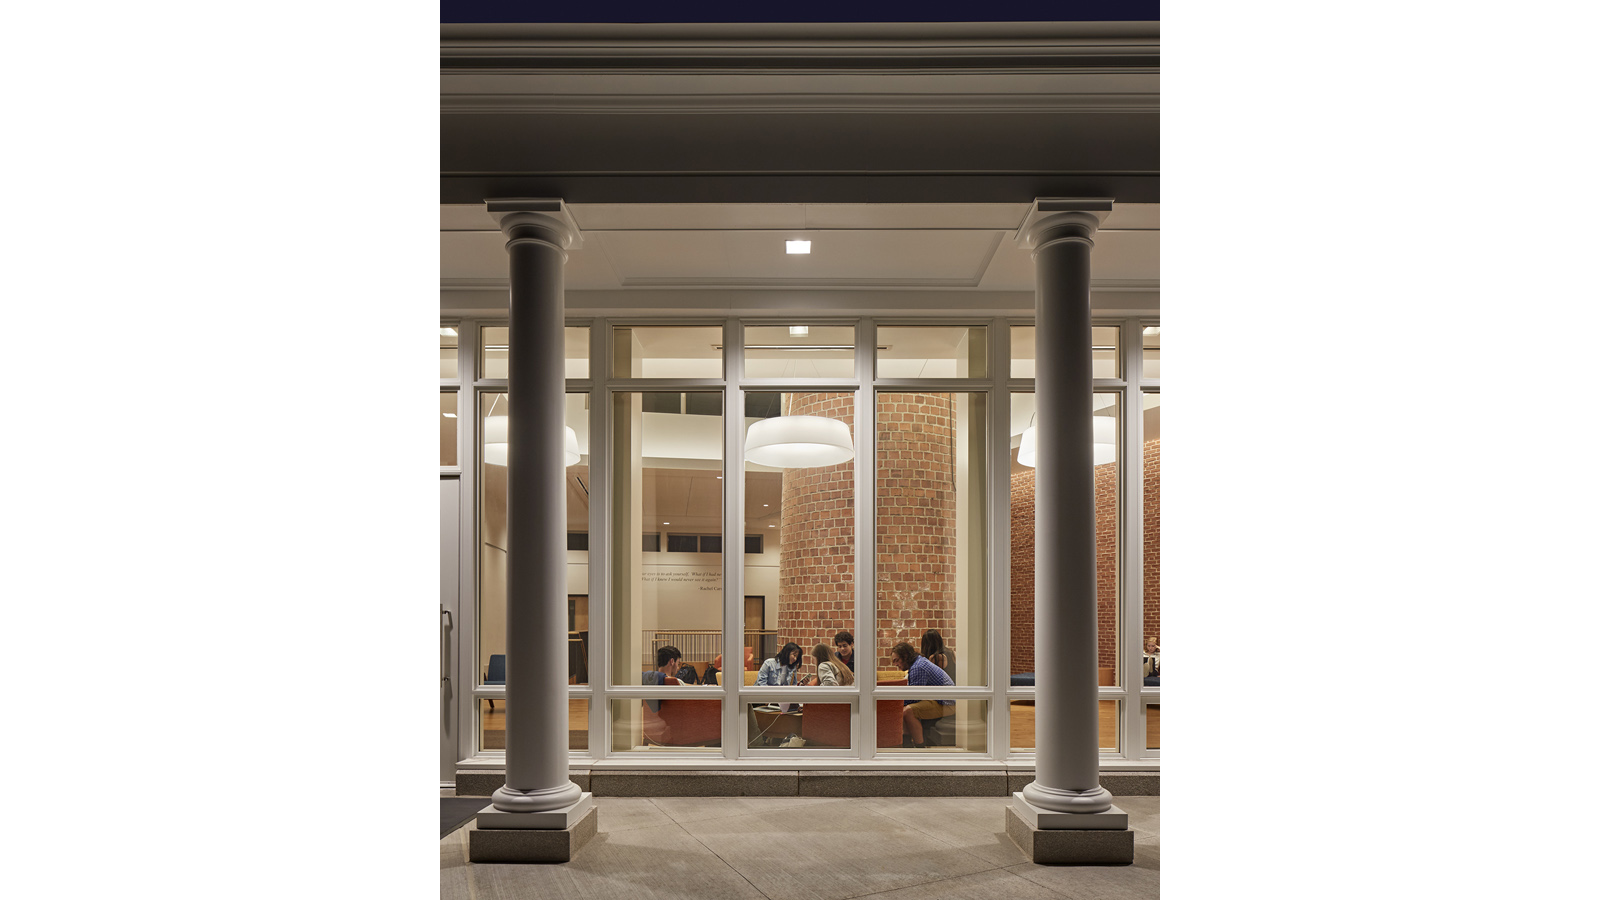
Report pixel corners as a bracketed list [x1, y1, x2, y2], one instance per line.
[483, 416, 581, 467]
[1016, 415, 1117, 468]
[744, 415, 854, 468]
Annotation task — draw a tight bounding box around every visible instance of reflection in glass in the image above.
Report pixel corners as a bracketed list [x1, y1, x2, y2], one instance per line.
[1142, 392, 1160, 692]
[876, 326, 987, 378]
[1092, 325, 1120, 379]
[611, 393, 724, 686]
[1008, 392, 1119, 686]
[743, 392, 855, 682]
[875, 392, 987, 686]
[565, 327, 590, 379]
[1145, 702, 1160, 751]
[479, 393, 592, 686]
[481, 326, 508, 379]
[612, 325, 722, 378]
[744, 325, 855, 378]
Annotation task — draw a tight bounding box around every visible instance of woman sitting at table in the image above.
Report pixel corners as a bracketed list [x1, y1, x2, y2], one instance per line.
[812, 643, 855, 686]
[757, 642, 811, 686]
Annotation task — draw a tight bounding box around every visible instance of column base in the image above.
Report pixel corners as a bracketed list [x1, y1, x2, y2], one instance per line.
[1007, 794, 1134, 865]
[468, 795, 597, 863]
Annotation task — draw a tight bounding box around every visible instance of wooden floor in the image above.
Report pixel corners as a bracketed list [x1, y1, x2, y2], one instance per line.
[481, 697, 1158, 752]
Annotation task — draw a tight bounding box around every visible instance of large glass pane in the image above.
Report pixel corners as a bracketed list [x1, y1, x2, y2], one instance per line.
[612, 325, 723, 378]
[876, 326, 987, 378]
[875, 392, 987, 686]
[746, 702, 853, 750]
[441, 325, 459, 379]
[611, 392, 724, 687]
[1008, 698, 1120, 752]
[611, 699, 722, 752]
[566, 326, 590, 379]
[1145, 701, 1160, 751]
[1093, 325, 1120, 379]
[479, 392, 592, 690]
[440, 392, 458, 467]
[743, 325, 856, 378]
[481, 326, 508, 379]
[743, 391, 856, 690]
[1010, 324, 1118, 379]
[875, 699, 989, 753]
[1008, 392, 1120, 687]
[1141, 325, 1160, 380]
[1142, 392, 1160, 690]
[479, 698, 591, 753]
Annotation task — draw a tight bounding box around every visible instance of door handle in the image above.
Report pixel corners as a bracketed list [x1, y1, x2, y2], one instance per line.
[441, 606, 453, 683]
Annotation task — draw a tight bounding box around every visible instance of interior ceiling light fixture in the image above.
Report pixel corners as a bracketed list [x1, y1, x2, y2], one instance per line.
[483, 416, 582, 468]
[785, 240, 811, 254]
[1017, 416, 1116, 468]
[1143, 326, 1161, 336]
[789, 325, 809, 336]
[744, 415, 853, 468]
[440, 327, 458, 337]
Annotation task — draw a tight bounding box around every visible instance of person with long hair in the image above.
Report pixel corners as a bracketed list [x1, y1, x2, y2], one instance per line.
[756, 641, 805, 686]
[920, 629, 956, 683]
[812, 642, 855, 686]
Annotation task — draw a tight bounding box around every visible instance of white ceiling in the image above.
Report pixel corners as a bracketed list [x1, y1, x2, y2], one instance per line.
[441, 202, 1158, 294]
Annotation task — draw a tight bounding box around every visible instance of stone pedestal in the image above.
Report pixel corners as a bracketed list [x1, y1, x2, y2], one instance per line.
[469, 804, 598, 863]
[468, 794, 597, 863]
[1007, 794, 1134, 865]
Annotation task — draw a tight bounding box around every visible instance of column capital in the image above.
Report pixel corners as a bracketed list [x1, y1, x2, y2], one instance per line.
[1015, 198, 1114, 251]
[486, 198, 584, 250]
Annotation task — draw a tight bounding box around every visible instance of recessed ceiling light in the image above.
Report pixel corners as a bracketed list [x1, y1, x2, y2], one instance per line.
[442, 412, 457, 418]
[789, 325, 809, 336]
[786, 240, 811, 254]
[440, 327, 458, 336]
[663, 522, 670, 525]
[1143, 326, 1161, 336]
[763, 504, 769, 507]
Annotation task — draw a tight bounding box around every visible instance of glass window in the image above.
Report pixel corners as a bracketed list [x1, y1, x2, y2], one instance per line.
[743, 391, 856, 689]
[479, 392, 592, 689]
[611, 698, 722, 752]
[1008, 392, 1120, 687]
[480, 326, 508, 379]
[441, 392, 458, 467]
[612, 325, 723, 378]
[1141, 325, 1160, 380]
[1141, 392, 1160, 693]
[876, 699, 989, 753]
[1011, 325, 1035, 378]
[566, 326, 590, 379]
[744, 325, 856, 378]
[479, 699, 591, 753]
[611, 392, 724, 687]
[746, 702, 853, 750]
[1009, 699, 1120, 753]
[479, 326, 591, 380]
[441, 326, 459, 379]
[875, 392, 987, 686]
[1144, 700, 1160, 751]
[876, 326, 987, 378]
[1093, 325, 1120, 379]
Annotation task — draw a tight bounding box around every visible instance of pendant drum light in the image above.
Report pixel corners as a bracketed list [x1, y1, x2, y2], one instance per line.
[483, 415, 581, 467]
[744, 415, 854, 468]
[1016, 415, 1116, 468]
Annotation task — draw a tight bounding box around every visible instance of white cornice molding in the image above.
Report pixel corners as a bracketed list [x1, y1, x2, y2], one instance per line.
[440, 277, 1158, 292]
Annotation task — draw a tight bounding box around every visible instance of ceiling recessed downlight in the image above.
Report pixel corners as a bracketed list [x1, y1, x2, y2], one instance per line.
[789, 325, 809, 336]
[785, 240, 811, 254]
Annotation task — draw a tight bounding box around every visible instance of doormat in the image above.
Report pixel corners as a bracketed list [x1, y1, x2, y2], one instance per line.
[442, 797, 488, 838]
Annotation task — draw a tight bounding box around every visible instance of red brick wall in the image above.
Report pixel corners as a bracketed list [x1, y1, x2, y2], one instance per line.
[776, 393, 856, 669]
[872, 393, 959, 672]
[1008, 439, 1161, 677]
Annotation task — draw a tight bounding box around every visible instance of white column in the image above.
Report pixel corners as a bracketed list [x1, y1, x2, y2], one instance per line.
[485, 199, 585, 815]
[1017, 199, 1116, 816]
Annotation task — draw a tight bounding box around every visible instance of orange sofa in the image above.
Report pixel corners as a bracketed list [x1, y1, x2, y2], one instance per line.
[639, 676, 721, 746]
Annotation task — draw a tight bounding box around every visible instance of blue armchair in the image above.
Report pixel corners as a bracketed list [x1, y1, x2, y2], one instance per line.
[485, 654, 506, 710]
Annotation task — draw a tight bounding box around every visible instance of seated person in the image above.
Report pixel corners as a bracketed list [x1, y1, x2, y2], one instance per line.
[1142, 637, 1160, 686]
[641, 644, 682, 712]
[756, 642, 811, 686]
[833, 630, 856, 672]
[891, 641, 953, 748]
[701, 653, 722, 686]
[920, 629, 956, 683]
[812, 643, 854, 686]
